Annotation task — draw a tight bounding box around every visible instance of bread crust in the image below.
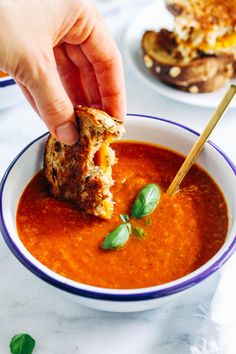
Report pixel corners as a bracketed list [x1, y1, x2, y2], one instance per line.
[44, 106, 123, 218]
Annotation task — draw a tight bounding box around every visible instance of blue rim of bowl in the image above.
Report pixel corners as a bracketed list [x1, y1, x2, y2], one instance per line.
[0, 77, 15, 88]
[0, 114, 236, 302]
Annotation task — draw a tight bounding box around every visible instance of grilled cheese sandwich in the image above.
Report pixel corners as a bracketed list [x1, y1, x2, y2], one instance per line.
[44, 106, 124, 219]
[141, 0, 235, 93]
[167, 0, 236, 56]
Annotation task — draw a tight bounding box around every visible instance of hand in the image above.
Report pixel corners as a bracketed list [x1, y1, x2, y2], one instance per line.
[0, 0, 126, 144]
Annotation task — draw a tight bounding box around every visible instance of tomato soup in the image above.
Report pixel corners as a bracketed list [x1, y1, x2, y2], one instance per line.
[0, 71, 8, 78]
[17, 142, 228, 289]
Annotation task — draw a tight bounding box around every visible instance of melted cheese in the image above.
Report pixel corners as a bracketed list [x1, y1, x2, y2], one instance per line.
[94, 143, 111, 173]
[94, 142, 113, 219]
[176, 32, 236, 52]
[200, 33, 236, 50]
[0, 71, 8, 78]
[102, 199, 113, 220]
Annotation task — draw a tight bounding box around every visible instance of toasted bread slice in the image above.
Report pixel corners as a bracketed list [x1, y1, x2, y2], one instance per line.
[141, 30, 234, 93]
[233, 52, 236, 78]
[162, 74, 232, 93]
[44, 106, 124, 219]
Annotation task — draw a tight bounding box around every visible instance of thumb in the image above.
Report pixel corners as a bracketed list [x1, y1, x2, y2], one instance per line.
[27, 64, 79, 145]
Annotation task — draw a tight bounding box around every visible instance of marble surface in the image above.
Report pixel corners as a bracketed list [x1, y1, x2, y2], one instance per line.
[1, 1, 236, 353]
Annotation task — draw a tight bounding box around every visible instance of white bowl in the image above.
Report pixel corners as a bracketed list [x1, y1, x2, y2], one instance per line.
[0, 114, 236, 312]
[0, 75, 25, 110]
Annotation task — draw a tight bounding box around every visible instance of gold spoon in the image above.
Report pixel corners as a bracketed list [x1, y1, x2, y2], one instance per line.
[167, 84, 236, 196]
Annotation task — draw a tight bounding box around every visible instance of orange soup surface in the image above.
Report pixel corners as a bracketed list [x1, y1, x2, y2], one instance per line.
[17, 142, 228, 289]
[0, 71, 8, 78]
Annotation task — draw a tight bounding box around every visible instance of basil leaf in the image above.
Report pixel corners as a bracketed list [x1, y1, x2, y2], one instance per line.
[133, 226, 145, 239]
[131, 183, 161, 218]
[10, 334, 35, 354]
[119, 214, 129, 223]
[101, 223, 131, 250]
[145, 219, 152, 226]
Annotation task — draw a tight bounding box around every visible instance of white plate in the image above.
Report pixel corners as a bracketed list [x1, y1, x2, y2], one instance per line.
[124, 0, 236, 108]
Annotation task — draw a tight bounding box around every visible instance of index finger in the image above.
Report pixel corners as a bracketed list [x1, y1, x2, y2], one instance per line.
[80, 17, 126, 121]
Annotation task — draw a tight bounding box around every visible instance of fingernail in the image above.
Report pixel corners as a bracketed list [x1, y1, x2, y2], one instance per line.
[55, 122, 79, 145]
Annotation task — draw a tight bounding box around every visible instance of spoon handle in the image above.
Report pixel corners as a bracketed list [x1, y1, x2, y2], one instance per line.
[167, 84, 236, 196]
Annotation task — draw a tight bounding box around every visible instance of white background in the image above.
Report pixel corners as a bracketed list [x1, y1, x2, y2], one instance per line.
[0, 0, 236, 353]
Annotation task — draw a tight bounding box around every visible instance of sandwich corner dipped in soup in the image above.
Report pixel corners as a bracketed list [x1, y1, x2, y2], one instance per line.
[17, 107, 228, 289]
[44, 105, 124, 220]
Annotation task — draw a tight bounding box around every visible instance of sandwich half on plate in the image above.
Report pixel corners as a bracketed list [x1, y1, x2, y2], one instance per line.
[44, 106, 124, 219]
[142, 0, 236, 93]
